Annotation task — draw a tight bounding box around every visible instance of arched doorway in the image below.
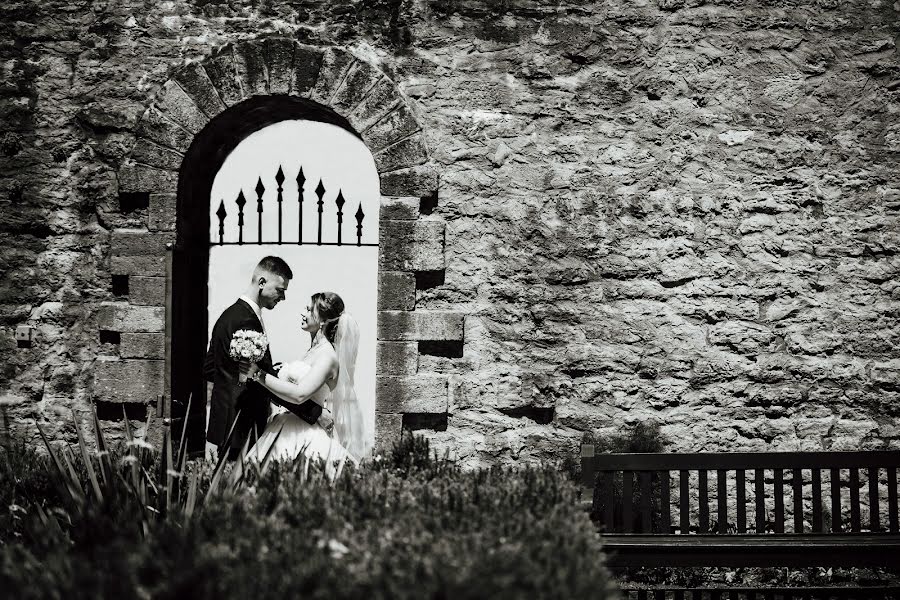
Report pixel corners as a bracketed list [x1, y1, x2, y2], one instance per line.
[110, 40, 458, 457]
[173, 96, 372, 452]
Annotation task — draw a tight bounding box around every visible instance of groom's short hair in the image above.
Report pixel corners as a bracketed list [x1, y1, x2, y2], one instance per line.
[255, 256, 293, 281]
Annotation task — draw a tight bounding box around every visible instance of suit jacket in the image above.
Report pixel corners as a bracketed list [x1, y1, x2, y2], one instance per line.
[204, 299, 322, 450]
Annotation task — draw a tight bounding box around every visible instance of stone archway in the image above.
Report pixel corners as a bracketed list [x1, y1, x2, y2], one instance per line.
[98, 38, 464, 453]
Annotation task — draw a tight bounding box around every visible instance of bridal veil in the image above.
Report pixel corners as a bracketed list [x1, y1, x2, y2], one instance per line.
[331, 313, 374, 460]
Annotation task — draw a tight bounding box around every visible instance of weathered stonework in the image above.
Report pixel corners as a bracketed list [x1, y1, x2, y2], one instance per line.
[1, 1, 898, 467]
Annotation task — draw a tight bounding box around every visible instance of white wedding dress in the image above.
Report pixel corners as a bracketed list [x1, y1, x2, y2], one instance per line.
[248, 357, 354, 467]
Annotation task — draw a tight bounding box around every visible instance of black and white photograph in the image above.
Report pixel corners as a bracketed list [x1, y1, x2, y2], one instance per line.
[0, 0, 898, 598]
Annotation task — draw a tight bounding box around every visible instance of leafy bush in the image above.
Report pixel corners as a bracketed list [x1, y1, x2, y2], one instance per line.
[585, 422, 669, 533]
[0, 417, 618, 600]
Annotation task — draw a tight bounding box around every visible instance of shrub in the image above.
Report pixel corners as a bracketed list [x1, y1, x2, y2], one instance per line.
[0, 419, 618, 599]
[586, 422, 668, 533]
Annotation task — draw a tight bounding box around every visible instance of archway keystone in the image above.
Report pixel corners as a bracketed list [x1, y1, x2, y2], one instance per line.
[105, 38, 460, 453]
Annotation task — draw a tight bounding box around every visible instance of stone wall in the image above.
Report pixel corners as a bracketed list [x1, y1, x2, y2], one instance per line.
[0, 0, 898, 466]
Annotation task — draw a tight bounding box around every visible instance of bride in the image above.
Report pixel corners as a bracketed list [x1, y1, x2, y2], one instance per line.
[245, 291, 373, 467]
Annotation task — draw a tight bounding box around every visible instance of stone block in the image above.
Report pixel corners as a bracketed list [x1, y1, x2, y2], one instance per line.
[331, 61, 383, 116]
[120, 332, 165, 359]
[153, 80, 209, 134]
[264, 38, 296, 95]
[379, 164, 439, 197]
[380, 219, 445, 271]
[98, 303, 164, 332]
[362, 104, 421, 154]
[309, 48, 355, 104]
[148, 193, 176, 232]
[110, 256, 166, 277]
[378, 271, 415, 310]
[131, 137, 184, 171]
[349, 77, 403, 134]
[380, 196, 419, 220]
[94, 358, 163, 403]
[378, 311, 464, 341]
[234, 40, 269, 98]
[173, 61, 227, 118]
[129, 276, 165, 306]
[377, 375, 448, 413]
[374, 412, 403, 455]
[374, 133, 429, 173]
[111, 230, 174, 256]
[117, 163, 178, 195]
[137, 107, 193, 153]
[203, 46, 243, 106]
[376, 341, 418, 375]
[290, 44, 324, 96]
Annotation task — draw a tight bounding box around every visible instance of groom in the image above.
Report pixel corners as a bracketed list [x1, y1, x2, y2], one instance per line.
[204, 255, 326, 460]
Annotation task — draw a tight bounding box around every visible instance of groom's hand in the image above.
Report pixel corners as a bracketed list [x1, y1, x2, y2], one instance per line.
[318, 408, 334, 434]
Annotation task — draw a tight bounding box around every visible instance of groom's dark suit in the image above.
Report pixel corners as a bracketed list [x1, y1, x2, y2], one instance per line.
[204, 299, 322, 454]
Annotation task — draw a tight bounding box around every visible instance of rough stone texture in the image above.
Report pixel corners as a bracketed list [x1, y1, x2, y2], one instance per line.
[373, 133, 429, 172]
[94, 358, 163, 403]
[153, 80, 209, 134]
[374, 412, 403, 455]
[129, 276, 165, 306]
[98, 303, 164, 333]
[378, 311, 465, 341]
[380, 196, 419, 220]
[234, 40, 270, 98]
[120, 332, 165, 359]
[148, 193, 176, 232]
[118, 163, 178, 195]
[379, 219, 445, 271]
[378, 271, 415, 310]
[379, 165, 439, 197]
[1, 1, 898, 467]
[172, 61, 227, 119]
[376, 341, 419, 375]
[377, 375, 449, 413]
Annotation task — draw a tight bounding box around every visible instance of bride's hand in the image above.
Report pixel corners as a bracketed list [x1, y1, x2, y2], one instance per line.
[245, 362, 260, 382]
[318, 408, 334, 434]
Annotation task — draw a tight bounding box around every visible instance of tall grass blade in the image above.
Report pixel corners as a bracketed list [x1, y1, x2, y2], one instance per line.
[184, 467, 199, 521]
[36, 423, 84, 506]
[257, 423, 284, 477]
[227, 426, 256, 494]
[91, 406, 112, 489]
[72, 410, 103, 503]
[122, 407, 141, 494]
[176, 392, 192, 468]
[59, 446, 86, 506]
[162, 424, 174, 515]
[205, 409, 242, 503]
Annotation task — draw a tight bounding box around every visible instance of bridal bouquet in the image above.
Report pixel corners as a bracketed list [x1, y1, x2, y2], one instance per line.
[229, 329, 268, 384]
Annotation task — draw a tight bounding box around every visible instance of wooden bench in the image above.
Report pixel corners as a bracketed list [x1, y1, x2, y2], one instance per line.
[580, 448, 900, 568]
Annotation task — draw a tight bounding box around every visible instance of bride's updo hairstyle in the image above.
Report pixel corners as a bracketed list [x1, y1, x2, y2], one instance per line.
[311, 292, 345, 344]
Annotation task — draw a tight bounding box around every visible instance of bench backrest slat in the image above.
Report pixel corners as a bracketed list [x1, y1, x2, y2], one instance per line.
[811, 468, 824, 532]
[660, 470, 671, 533]
[679, 469, 689, 533]
[869, 466, 880, 531]
[699, 470, 709, 533]
[830, 467, 842, 533]
[755, 469, 765, 533]
[736, 469, 746, 533]
[622, 470, 634, 533]
[792, 468, 803, 533]
[717, 470, 728, 534]
[850, 468, 861, 532]
[889, 467, 899, 533]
